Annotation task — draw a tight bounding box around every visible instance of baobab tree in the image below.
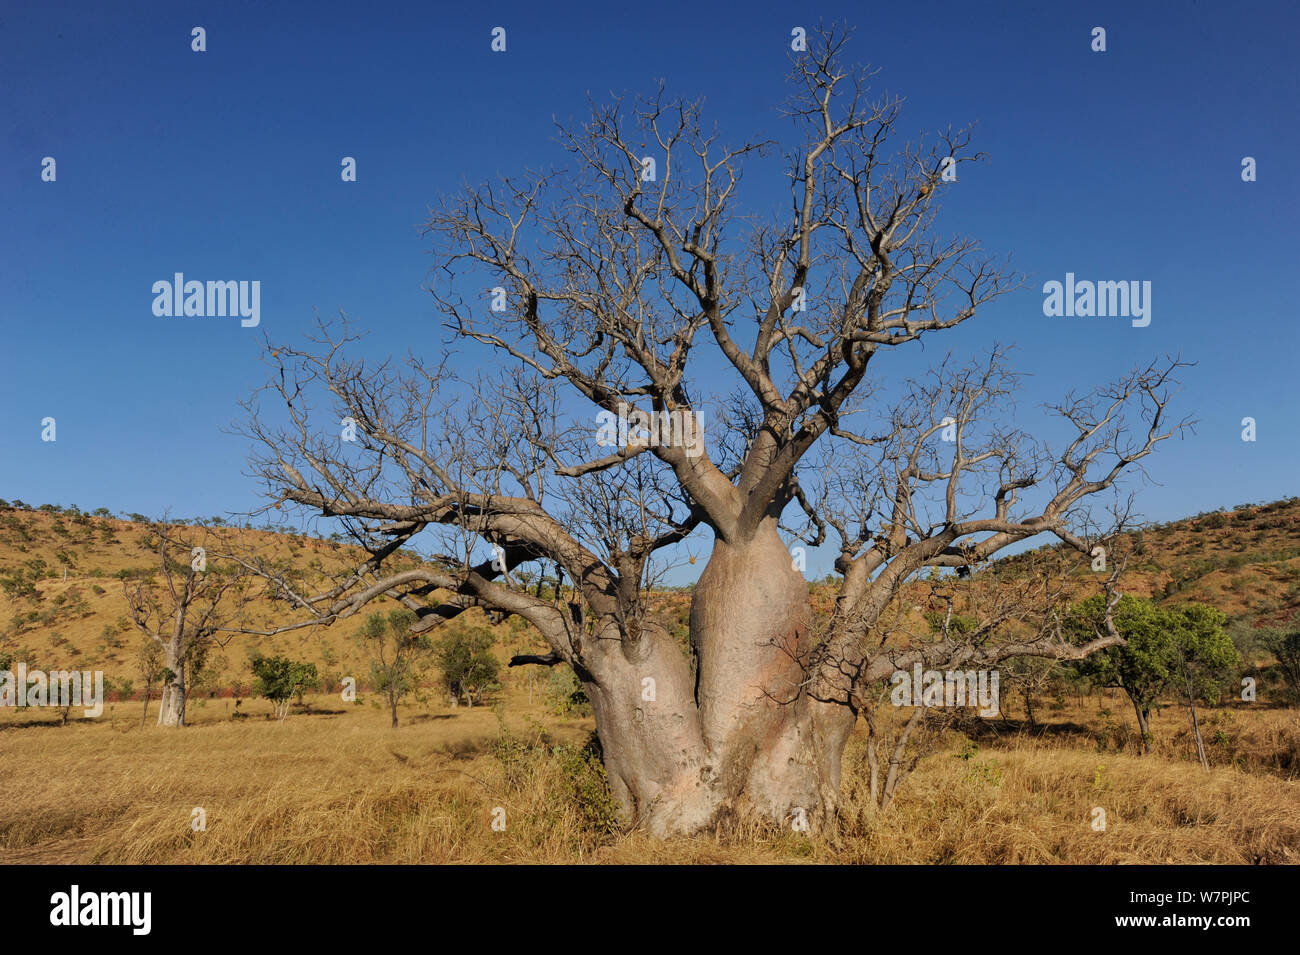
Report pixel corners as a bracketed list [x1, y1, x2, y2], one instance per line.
[123, 521, 250, 727]
[239, 26, 1187, 835]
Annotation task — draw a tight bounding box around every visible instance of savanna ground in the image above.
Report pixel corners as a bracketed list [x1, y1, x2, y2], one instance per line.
[3, 500, 1299, 862]
[3, 681, 1297, 864]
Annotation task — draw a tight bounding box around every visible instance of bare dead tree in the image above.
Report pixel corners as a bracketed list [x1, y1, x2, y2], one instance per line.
[234, 24, 1190, 836]
[122, 521, 251, 727]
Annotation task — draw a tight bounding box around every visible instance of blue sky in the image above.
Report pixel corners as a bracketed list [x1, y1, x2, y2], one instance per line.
[2, 0, 1297, 580]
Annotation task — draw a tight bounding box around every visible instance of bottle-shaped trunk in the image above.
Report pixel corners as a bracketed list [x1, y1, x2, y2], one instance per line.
[157, 638, 186, 728]
[586, 520, 856, 836]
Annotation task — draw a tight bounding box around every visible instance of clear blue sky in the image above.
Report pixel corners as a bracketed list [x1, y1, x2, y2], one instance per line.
[2, 0, 1297, 580]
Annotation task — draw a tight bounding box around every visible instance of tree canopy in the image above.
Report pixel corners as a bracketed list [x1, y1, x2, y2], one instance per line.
[235, 25, 1188, 835]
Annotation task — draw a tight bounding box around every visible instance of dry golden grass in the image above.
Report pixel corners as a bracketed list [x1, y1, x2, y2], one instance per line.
[2, 686, 1297, 864]
[830, 731, 1300, 864]
[3, 503, 1298, 863]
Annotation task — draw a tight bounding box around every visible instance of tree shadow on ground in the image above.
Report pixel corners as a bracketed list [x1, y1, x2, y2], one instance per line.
[964, 718, 1101, 747]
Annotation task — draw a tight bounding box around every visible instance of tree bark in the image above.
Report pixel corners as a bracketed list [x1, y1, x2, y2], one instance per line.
[578, 617, 715, 837]
[157, 635, 186, 728]
[1130, 695, 1150, 754]
[584, 519, 854, 836]
[1183, 664, 1209, 771]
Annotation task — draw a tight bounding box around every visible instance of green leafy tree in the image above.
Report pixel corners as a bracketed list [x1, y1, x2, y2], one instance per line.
[250, 654, 320, 721]
[358, 608, 431, 728]
[1067, 596, 1238, 754]
[434, 626, 500, 708]
[1173, 602, 1240, 768]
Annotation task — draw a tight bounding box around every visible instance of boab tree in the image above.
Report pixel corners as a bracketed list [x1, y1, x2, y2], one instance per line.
[239, 27, 1186, 835]
[123, 521, 250, 727]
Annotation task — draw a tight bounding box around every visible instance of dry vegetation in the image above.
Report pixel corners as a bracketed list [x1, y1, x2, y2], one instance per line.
[0, 506, 548, 694]
[2, 685, 1297, 864]
[2, 499, 1299, 863]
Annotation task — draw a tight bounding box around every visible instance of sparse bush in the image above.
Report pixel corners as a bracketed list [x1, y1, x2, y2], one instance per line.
[0, 571, 37, 602]
[491, 717, 622, 841]
[1259, 628, 1300, 699]
[544, 664, 592, 717]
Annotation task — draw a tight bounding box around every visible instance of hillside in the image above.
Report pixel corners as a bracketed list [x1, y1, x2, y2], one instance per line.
[0, 504, 550, 701]
[1, 497, 1297, 702]
[991, 497, 1300, 628]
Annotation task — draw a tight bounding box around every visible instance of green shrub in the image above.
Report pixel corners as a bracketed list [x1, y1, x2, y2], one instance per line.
[434, 626, 500, 706]
[249, 654, 320, 719]
[544, 664, 592, 717]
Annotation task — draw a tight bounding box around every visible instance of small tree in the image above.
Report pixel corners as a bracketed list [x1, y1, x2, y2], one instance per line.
[1067, 596, 1238, 755]
[435, 626, 500, 708]
[1259, 627, 1300, 700]
[1175, 603, 1238, 769]
[358, 608, 431, 728]
[250, 654, 320, 721]
[544, 664, 592, 716]
[1000, 654, 1059, 726]
[137, 639, 165, 730]
[123, 521, 251, 727]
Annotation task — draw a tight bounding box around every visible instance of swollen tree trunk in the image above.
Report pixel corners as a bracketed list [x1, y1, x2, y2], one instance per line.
[693, 520, 851, 825]
[580, 519, 855, 837]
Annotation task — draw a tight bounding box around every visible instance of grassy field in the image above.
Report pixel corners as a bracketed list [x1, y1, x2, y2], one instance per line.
[3, 683, 1297, 864]
[2, 500, 1298, 863]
